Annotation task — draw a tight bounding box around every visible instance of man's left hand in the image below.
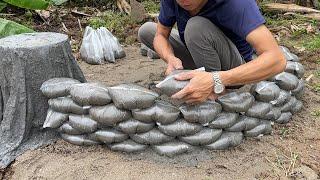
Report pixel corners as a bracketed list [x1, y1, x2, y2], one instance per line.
[171, 71, 215, 104]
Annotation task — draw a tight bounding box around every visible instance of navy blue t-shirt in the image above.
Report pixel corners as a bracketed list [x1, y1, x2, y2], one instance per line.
[158, 0, 265, 61]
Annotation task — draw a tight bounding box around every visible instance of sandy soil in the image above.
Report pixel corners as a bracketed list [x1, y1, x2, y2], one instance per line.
[2, 46, 319, 180]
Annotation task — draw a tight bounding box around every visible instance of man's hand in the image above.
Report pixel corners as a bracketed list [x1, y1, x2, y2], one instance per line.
[153, 22, 184, 76]
[165, 56, 183, 75]
[171, 71, 215, 104]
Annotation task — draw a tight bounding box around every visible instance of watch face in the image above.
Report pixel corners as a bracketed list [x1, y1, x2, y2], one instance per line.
[215, 84, 224, 94]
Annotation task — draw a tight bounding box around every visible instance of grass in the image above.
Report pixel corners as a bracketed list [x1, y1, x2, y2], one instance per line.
[263, 12, 320, 52]
[292, 29, 308, 38]
[279, 127, 290, 138]
[87, 0, 160, 44]
[284, 28, 318, 51]
[89, 11, 135, 43]
[264, 15, 312, 27]
[265, 150, 300, 177]
[311, 109, 320, 117]
[304, 35, 320, 50]
[89, 11, 133, 30]
[316, 70, 320, 78]
[280, 29, 320, 52]
[312, 83, 320, 92]
[141, 0, 160, 14]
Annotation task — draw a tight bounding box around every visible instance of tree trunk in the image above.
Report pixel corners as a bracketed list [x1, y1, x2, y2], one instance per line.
[0, 32, 86, 168]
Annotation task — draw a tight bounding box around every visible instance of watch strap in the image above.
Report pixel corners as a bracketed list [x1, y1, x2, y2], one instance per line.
[212, 71, 225, 94]
[212, 72, 222, 85]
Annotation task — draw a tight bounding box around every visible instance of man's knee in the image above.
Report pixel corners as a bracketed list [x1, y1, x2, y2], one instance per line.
[184, 16, 219, 46]
[138, 22, 157, 45]
[185, 16, 209, 43]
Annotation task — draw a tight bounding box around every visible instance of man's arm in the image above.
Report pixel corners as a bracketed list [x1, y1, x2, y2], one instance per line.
[219, 25, 286, 86]
[172, 25, 286, 104]
[154, 22, 183, 75]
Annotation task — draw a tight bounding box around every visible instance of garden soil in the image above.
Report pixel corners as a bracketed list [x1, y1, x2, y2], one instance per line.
[1, 46, 319, 180]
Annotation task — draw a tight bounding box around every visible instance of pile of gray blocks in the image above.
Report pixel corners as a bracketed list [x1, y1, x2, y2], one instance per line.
[41, 46, 304, 157]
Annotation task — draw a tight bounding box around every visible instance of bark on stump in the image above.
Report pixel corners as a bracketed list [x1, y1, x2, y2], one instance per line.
[0, 32, 86, 168]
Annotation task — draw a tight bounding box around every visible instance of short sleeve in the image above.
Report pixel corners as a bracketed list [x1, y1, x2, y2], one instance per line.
[158, 0, 176, 27]
[217, 0, 265, 39]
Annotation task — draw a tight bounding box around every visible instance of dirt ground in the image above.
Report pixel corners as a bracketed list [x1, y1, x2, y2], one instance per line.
[1, 46, 319, 180]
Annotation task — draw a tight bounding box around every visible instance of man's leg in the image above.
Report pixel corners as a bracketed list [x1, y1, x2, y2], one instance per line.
[184, 16, 245, 72]
[138, 22, 196, 69]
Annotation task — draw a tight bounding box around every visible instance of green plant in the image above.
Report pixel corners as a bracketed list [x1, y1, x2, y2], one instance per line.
[89, 18, 107, 29]
[0, 0, 73, 39]
[304, 35, 320, 50]
[0, 0, 49, 11]
[89, 11, 135, 43]
[264, 14, 310, 27]
[0, 0, 55, 38]
[311, 109, 320, 117]
[0, 0, 70, 13]
[141, 0, 159, 13]
[0, 1, 6, 11]
[312, 83, 320, 92]
[280, 127, 290, 137]
[89, 12, 133, 31]
[292, 29, 308, 38]
[310, 19, 319, 27]
[0, 18, 34, 38]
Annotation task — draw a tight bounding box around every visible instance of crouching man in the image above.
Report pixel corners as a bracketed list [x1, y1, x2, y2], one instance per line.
[138, 0, 286, 104]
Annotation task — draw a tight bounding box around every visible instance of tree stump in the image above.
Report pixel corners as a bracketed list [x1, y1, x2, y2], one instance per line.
[0, 32, 86, 168]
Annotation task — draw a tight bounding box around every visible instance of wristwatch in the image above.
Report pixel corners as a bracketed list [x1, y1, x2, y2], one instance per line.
[212, 72, 225, 94]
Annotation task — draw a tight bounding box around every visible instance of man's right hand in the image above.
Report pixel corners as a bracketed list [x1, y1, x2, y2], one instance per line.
[165, 56, 183, 75]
